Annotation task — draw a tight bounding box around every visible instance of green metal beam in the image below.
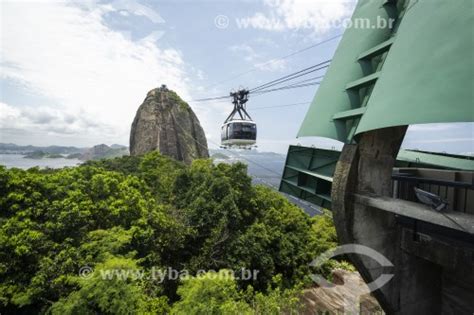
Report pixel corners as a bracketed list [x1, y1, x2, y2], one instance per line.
[332, 107, 367, 121]
[358, 37, 395, 60]
[345, 72, 380, 90]
[297, 0, 394, 141]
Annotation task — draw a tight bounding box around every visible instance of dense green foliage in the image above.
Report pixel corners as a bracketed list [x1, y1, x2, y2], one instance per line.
[170, 270, 302, 315]
[0, 152, 343, 314]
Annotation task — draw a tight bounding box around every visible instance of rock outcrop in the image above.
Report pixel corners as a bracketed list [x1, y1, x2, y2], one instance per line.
[300, 270, 383, 314]
[130, 85, 209, 164]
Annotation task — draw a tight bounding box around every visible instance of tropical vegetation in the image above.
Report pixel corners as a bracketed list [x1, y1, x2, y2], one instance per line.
[0, 152, 345, 314]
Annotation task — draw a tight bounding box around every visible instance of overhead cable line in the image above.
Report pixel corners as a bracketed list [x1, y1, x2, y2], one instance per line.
[252, 81, 321, 95]
[250, 101, 311, 110]
[171, 110, 280, 176]
[170, 110, 328, 217]
[248, 65, 327, 93]
[203, 33, 342, 90]
[190, 62, 327, 103]
[190, 95, 231, 102]
[249, 60, 330, 93]
[280, 74, 325, 86]
[190, 81, 321, 103]
[248, 74, 324, 98]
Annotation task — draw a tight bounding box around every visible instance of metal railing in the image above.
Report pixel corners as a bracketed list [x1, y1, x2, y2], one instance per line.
[392, 173, 474, 213]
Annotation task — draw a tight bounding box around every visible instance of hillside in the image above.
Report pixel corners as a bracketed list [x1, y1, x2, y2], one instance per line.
[78, 144, 128, 161]
[0, 143, 84, 155]
[0, 143, 128, 161]
[0, 152, 351, 314]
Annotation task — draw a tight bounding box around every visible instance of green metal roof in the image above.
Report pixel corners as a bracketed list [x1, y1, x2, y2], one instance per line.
[397, 150, 474, 171]
[356, 0, 474, 134]
[298, 0, 474, 142]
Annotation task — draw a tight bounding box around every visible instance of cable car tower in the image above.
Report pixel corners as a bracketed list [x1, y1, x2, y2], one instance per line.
[220, 89, 257, 149]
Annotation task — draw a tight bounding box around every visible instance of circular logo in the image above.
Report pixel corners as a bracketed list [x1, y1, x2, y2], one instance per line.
[215, 15, 230, 29]
[309, 244, 394, 292]
[79, 265, 94, 279]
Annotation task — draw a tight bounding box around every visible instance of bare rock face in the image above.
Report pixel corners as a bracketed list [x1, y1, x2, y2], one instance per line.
[300, 270, 383, 314]
[130, 85, 209, 164]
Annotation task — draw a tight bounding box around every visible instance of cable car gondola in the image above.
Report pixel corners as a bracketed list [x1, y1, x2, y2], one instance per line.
[221, 89, 257, 149]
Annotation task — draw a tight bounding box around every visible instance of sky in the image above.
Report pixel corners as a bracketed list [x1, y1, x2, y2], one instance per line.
[0, 0, 472, 154]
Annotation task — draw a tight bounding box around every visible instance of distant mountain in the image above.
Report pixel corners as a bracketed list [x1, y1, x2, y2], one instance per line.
[0, 143, 84, 155]
[209, 148, 322, 216]
[209, 149, 286, 187]
[23, 151, 64, 159]
[65, 153, 83, 159]
[1, 143, 129, 161]
[110, 144, 128, 149]
[211, 152, 230, 160]
[79, 144, 128, 161]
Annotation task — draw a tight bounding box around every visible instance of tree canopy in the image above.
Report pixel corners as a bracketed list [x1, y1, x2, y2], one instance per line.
[0, 152, 347, 314]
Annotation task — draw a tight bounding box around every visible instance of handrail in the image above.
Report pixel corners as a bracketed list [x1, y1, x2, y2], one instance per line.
[391, 174, 473, 189]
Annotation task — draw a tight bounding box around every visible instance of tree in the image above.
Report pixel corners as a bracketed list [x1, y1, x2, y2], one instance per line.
[170, 271, 303, 315]
[171, 270, 251, 315]
[49, 257, 169, 315]
[0, 152, 349, 314]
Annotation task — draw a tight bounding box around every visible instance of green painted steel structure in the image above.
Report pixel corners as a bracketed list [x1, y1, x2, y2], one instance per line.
[297, 0, 474, 143]
[281, 2, 474, 310]
[397, 150, 474, 171]
[280, 146, 474, 210]
[280, 146, 339, 209]
[281, 0, 473, 208]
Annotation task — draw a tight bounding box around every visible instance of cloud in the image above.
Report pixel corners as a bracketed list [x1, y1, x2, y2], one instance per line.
[229, 44, 288, 72]
[255, 59, 287, 71]
[0, 102, 112, 137]
[109, 0, 165, 24]
[236, 12, 286, 32]
[407, 124, 459, 132]
[404, 138, 474, 144]
[0, 1, 191, 145]
[239, 0, 356, 35]
[229, 44, 259, 62]
[402, 122, 474, 154]
[250, 136, 343, 154]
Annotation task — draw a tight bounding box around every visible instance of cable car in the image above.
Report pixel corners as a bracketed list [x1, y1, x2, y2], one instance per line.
[221, 89, 257, 149]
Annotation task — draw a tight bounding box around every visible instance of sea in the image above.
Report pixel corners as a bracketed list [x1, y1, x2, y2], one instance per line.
[0, 154, 82, 169]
